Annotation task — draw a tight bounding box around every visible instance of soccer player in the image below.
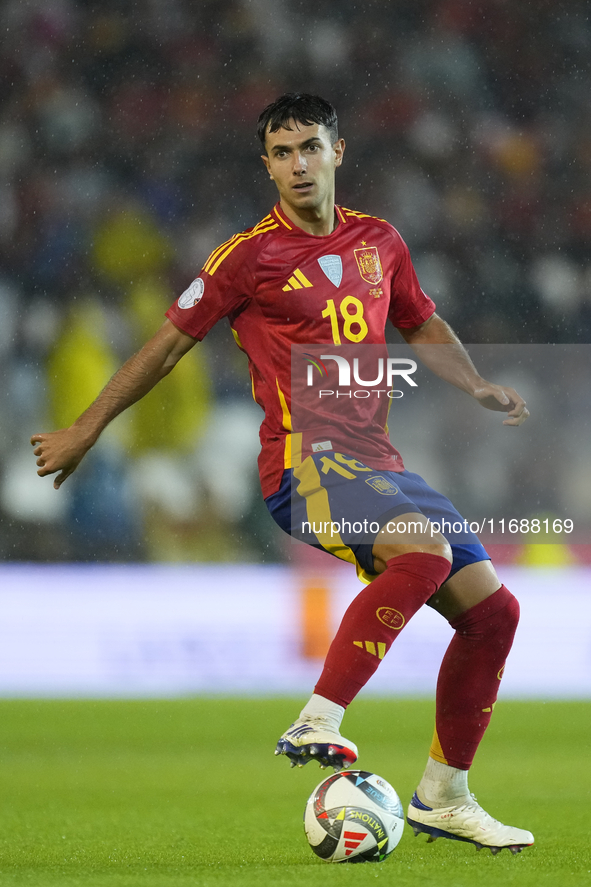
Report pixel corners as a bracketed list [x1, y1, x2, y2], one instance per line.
[32, 94, 533, 855]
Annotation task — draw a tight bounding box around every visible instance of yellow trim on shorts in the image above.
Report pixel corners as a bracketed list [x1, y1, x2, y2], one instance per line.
[293, 456, 374, 584]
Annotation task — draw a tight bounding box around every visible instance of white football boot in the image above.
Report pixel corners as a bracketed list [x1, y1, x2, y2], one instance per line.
[274, 718, 358, 771]
[407, 792, 534, 855]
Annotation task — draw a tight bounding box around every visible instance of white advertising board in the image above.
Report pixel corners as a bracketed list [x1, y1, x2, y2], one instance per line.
[0, 564, 589, 697]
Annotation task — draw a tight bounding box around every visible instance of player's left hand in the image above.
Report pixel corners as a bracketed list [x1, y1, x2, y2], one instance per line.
[472, 384, 529, 426]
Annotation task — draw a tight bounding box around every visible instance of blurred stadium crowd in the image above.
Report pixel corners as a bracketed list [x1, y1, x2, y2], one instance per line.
[0, 0, 589, 562]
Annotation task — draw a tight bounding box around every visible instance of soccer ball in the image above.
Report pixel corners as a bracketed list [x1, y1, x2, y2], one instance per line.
[303, 769, 404, 863]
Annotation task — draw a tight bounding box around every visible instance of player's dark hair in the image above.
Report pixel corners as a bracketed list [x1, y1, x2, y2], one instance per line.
[257, 93, 338, 150]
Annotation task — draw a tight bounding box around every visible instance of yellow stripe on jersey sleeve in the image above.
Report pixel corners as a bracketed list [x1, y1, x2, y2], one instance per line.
[203, 232, 242, 274]
[203, 214, 273, 272]
[207, 221, 279, 276]
[203, 216, 278, 275]
[342, 207, 387, 223]
[275, 211, 292, 230]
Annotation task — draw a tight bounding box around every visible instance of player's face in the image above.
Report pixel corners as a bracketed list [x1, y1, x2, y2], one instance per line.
[262, 121, 345, 217]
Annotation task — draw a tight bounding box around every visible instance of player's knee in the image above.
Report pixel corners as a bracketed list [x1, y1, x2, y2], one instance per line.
[373, 540, 452, 576]
[389, 541, 452, 563]
[503, 589, 520, 634]
[433, 539, 453, 565]
[459, 586, 520, 642]
[418, 524, 453, 565]
[490, 586, 520, 635]
[486, 589, 520, 650]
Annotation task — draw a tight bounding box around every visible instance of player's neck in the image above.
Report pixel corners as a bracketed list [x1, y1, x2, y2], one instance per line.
[278, 198, 338, 237]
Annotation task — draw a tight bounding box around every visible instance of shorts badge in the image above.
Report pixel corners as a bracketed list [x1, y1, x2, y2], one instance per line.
[354, 246, 383, 285]
[365, 475, 399, 495]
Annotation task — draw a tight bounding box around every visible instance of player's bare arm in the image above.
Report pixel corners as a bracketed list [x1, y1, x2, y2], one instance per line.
[31, 320, 197, 489]
[398, 313, 529, 426]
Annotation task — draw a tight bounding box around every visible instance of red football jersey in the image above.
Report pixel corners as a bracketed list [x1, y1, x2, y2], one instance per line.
[166, 203, 436, 497]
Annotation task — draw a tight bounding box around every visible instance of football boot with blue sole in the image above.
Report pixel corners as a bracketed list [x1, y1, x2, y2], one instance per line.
[274, 720, 358, 771]
[407, 791, 534, 855]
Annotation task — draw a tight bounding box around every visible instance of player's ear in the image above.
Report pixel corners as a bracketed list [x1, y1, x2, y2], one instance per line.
[333, 138, 345, 168]
[261, 154, 273, 179]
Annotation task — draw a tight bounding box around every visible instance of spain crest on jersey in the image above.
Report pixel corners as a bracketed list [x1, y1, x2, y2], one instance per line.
[354, 246, 383, 285]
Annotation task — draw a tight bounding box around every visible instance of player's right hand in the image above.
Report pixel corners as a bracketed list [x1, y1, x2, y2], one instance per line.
[472, 383, 529, 426]
[30, 428, 91, 489]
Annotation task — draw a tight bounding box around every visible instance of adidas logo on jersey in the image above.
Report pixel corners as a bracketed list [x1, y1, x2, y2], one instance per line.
[282, 268, 313, 291]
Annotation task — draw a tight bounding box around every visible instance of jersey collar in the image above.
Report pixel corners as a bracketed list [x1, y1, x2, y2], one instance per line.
[271, 202, 347, 234]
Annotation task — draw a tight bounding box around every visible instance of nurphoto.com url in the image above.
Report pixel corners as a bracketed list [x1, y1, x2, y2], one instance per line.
[301, 517, 574, 539]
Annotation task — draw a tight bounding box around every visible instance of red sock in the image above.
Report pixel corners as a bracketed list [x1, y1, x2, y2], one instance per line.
[315, 553, 451, 707]
[430, 584, 520, 770]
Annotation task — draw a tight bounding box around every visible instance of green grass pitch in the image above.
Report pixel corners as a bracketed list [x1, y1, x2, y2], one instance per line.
[0, 698, 589, 887]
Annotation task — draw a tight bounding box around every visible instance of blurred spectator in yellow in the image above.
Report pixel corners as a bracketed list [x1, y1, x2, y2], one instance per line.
[125, 275, 210, 454]
[47, 299, 120, 434]
[92, 198, 174, 287]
